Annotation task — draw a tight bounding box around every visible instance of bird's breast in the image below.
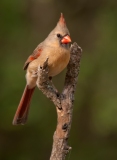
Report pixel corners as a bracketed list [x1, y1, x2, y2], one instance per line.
[28, 46, 70, 77]
[46, 47, 70, 76]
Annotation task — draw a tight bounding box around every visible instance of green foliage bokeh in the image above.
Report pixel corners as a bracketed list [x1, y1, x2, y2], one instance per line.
[0, 0, 117, 159]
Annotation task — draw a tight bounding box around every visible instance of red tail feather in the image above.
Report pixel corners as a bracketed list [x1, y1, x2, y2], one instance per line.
[13, 85, 35, 125]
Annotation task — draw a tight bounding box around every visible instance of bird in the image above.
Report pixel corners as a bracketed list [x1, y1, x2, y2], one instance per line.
[13, 13, 71, 125]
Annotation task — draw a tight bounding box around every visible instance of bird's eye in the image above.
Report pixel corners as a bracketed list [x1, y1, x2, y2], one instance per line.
[57, 34, 61, 38]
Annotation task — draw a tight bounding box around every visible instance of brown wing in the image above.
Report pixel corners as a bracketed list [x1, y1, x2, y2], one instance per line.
[23, 44, 43, 70]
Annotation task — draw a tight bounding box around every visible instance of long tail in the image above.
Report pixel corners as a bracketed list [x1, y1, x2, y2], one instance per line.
[12, 85, 35, 125]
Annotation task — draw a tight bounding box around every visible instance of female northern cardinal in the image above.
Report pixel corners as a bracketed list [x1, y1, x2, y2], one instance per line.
[13, 13, 71, 125]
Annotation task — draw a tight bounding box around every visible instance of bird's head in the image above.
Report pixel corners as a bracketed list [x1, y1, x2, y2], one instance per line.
[44, 13, 71, 49]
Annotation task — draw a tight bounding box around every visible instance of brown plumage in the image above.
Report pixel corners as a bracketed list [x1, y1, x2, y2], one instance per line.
[13, 13, 71, 125]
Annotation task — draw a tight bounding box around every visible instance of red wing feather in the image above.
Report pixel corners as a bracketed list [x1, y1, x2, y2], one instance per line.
[23, 47, 42, 70]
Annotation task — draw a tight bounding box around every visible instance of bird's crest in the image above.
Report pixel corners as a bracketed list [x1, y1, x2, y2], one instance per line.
[58, 13, 66, 26]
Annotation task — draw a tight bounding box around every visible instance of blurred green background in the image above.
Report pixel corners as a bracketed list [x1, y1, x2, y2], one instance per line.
[1, 0, 117, 159]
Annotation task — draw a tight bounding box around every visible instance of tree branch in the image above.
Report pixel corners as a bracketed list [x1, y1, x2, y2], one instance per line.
[36, 42, 82, 160]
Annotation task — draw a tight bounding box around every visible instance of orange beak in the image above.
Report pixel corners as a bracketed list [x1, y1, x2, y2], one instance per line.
[61, 35, 71, 44]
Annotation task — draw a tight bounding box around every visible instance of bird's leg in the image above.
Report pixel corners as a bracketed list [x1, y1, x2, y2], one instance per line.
[49, 77, 59, 96]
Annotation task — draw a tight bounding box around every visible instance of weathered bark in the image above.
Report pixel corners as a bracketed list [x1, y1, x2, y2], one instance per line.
[36, 42, 82, 160]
